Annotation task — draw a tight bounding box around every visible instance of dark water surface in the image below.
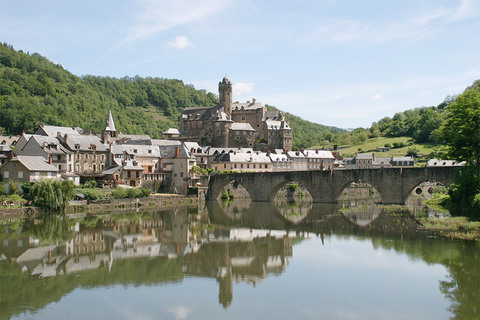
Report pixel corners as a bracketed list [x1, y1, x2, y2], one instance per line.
[1, 201, 479, 320]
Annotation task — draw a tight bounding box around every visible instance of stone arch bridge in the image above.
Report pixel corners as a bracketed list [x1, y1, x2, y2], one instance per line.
[207, 167, 458, 204]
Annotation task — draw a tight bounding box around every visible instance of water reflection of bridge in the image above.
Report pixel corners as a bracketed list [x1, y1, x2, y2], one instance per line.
[1, 203, 425, 317]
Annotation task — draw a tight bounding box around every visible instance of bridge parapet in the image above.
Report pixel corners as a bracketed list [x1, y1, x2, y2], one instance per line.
[207, 167, 458, 204]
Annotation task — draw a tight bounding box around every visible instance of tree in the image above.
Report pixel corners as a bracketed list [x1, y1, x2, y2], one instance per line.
[441, 89, 480, 165]
[440, 87, 480, 218]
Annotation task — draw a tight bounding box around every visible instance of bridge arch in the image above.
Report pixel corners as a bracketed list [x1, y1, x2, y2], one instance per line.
[207, 167, 458, 204]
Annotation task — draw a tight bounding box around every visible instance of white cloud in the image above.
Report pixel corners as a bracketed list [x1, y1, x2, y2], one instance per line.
[124, 0, 232, 44]
[168, 306, 191, 320]
[233, 82, 254, 96]
[298, 0, 478, 47]
[167, 36, 193, 49]
[373, 94, 382, 100]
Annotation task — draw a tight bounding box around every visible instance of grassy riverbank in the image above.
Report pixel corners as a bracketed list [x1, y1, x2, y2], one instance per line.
[419, 216, 480, 241]
[0, 193, 198, 220]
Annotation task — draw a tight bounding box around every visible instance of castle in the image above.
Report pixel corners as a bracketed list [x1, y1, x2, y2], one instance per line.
[175, 77, 292, 152]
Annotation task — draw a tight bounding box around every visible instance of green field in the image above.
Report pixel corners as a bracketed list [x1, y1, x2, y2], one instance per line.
[312, 136, 446, 163]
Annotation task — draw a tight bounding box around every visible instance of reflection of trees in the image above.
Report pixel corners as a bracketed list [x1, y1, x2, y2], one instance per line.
[439, 245, 480, 320]
[373, 238, 480, 320]
[1, 204, 479, 319]
[21, 216, 73, 244]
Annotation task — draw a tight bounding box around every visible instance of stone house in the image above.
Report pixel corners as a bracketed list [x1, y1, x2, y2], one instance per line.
[0, 156, 59, 191]
[269, 152, 292, 171]
[15, 135, 74, 174]
[103, 160, 145, 187]
[391, 156, 415, 167]
[0, 145, 13, 166]
[302, 150, 335, 171]
[426, 159, 465, 167]
[57, 134, 109, 182]
[159, 143, 197, 194]
[287, 150, 308, 171]
[211, 151, 272, 172]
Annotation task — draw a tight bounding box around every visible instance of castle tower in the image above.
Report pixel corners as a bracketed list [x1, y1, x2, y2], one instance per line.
[218, 77, 233, 116]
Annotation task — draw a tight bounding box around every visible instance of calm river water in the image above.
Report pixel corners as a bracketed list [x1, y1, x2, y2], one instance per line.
[1, 201, 479, 320]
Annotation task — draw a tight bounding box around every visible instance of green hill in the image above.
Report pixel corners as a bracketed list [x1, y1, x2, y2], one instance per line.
[0, 43, 341, 148]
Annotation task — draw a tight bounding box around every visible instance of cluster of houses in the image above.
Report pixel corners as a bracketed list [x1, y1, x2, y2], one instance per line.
[0, 77, 464, 196]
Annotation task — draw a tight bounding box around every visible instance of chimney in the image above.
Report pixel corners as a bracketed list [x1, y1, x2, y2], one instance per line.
[252, 98, 256, 104]
[174, 147, 179, 157]
[48, 154, 52, 164]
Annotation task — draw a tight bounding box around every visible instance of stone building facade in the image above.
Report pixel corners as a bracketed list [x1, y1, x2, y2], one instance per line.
[177, 77, 292, 152]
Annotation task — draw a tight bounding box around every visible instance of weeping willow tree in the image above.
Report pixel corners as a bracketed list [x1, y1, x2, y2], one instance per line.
[30, 179, 75, 212]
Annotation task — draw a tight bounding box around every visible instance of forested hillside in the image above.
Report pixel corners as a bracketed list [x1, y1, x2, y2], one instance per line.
[0, 43, 217, 138]
[0, 43, 341, 148]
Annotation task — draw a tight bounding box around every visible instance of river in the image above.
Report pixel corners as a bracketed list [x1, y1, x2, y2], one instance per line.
[1, 201, 479, 320]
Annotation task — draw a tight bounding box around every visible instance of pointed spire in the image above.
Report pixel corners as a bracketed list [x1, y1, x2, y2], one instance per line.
[105, 110, 116, 131]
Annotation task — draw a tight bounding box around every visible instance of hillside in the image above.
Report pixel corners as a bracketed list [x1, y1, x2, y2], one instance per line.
[0, 43, 340, 148]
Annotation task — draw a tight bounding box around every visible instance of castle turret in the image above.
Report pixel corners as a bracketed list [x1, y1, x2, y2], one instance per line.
[219, 77, 233, 116]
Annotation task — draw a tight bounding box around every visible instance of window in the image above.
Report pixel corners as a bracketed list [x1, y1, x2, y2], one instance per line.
[18, 171, 23, 179]
[3, 171, 9, 178]
[180, 172, 183, 177]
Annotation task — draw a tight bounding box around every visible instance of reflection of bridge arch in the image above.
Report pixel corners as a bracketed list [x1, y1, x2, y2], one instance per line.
[207, 167, 458, 204]
[207, 200, 313, 228]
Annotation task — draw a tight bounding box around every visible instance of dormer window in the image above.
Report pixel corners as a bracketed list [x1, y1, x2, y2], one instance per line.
[75, 144, 80, 150]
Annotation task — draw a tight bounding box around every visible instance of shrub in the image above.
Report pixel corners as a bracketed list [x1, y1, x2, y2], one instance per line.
[8, 180, 19, 195]
[83, 180, 97, 189]
[22, 182, 32, 194]
[80, 188, 102, 200]
[288, 183, 299, 192]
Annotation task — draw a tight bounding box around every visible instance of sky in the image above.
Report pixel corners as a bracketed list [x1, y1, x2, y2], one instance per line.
[1, 0, 479, 129]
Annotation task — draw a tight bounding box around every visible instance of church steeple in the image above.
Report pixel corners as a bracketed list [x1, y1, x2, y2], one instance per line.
[105, 110, 116, 132]
[102, 110, 118, 143]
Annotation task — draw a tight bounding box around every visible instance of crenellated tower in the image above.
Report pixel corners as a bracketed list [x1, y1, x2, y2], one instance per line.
[218, 77, 233, 116]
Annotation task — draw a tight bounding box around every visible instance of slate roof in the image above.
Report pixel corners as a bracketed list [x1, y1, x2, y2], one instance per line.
[265, 120, 290, 130]
[230, 122, 255, 131]
[36, 125, 82, 137]
[392, 156, 414, 162]
[426, 159, 465, 167]
[31, 135, 71, 155]
[163, 128, 180, 135]
[232, 101, 264, 110]
[287, 151, 306, 159]
[110, 145, 160, 157]
[63, 135, 108, 152]
[159, 144, 195, 159]
[269, 154, 291, 162]
[10, 156, 58, 172]
[105, 110, 116, 131]
[303, 150, 335, 159]
[0, 145, 12, 152]
[125, 139, 181, 147]
[207, 147, 254, 156]
[0, 136, 19, 146]
[214, 151, 271, 164]
[355, 153, 375, 160]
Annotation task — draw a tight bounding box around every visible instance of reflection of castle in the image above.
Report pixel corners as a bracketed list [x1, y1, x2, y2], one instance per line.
[182, 228, 293, 308]
[178, 77, 293, 152]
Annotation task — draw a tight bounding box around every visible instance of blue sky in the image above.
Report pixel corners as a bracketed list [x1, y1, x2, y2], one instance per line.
[1, 0, 479, 128]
